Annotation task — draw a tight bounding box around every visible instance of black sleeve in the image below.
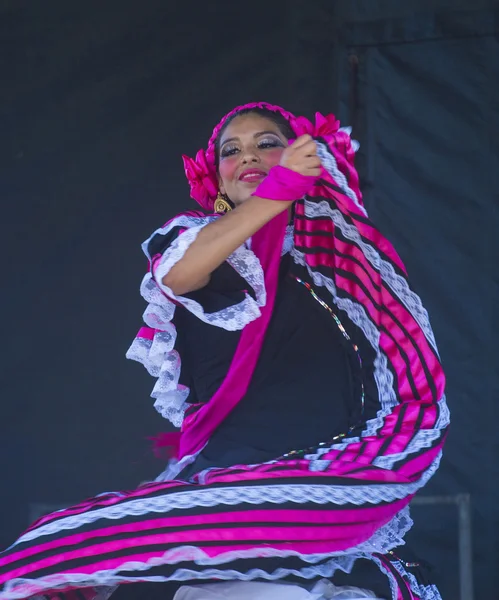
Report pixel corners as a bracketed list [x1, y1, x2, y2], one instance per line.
[148, 223, 257, 313]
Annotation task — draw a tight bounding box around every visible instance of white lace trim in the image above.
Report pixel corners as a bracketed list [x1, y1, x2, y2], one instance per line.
[288, 251, 446, 459]
[316, 140, 366, 216]
[172, 580, 376, 600]
[290, 246, 396, 427]
[417, 585, 443, 600]
[435, 395, 450, 429]
[3, 509, 413, 600]
[1, 559, 356, 600]
[372, 429, 444, 470]
[126, 334, 189, 428]
[391, 560, 443, 600]
[288, 268, 446, 465]
[291, 200, 449, 451]
[126, 214, 269, 427]
[16, 459, 440, 545]
[282, 224, 294, 256]
[338, 126, 361, 153]
[367, 555, 399, 600]
[309, 200, 440, 357]
[151, 221, 266, 332]
[311, 580, 380, 599]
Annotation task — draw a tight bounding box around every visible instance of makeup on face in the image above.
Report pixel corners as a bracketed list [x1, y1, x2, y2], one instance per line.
[218, 114, 289, 205]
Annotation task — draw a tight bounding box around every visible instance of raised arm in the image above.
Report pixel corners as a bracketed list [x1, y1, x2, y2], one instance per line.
[163, 135, 320, 295]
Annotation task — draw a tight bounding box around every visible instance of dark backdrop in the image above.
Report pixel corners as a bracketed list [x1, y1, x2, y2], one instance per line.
[1, 1, 498, 598]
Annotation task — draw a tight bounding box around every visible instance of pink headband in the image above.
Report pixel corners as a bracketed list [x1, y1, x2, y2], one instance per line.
[182, 102, 342, 211]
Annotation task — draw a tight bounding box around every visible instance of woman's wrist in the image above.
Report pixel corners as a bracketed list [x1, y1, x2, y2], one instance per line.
[240, 194, 292, 215]
[251, 165, 318, 202]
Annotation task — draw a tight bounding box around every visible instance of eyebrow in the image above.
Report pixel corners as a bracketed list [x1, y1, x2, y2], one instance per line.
[220, 130, 282, 146]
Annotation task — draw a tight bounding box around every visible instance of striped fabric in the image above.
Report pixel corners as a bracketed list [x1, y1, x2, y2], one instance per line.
[0, 135, 447, 600]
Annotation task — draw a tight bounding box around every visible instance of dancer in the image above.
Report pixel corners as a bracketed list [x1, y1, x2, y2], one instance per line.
[0, 103, 449, 600]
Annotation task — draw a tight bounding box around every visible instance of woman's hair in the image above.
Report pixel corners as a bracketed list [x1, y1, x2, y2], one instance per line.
[214, 107, 295, 168]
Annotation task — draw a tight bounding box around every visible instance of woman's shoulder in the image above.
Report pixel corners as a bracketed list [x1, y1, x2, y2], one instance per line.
[159, 209, 218, 230]
[143, 210, 219, 259]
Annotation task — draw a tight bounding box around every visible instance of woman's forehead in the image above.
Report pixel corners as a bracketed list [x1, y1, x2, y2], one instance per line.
[220, 113, 282, 142]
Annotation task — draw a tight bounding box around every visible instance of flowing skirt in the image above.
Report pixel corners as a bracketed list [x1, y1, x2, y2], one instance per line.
[0, 438, 442, 600]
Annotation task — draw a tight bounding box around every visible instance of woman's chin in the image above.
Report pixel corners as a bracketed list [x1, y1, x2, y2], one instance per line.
[233, 196, 251, 207]
[241, 182, 261, 199]
[233, 190, 257, 206]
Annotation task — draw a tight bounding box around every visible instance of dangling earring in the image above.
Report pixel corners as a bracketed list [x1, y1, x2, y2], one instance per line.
[214, 191, 233, 214]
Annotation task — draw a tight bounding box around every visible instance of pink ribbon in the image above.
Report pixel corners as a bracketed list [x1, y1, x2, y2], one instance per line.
[252, 165, 318, 202]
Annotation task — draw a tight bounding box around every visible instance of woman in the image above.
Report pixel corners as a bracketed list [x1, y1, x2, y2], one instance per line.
[0, 103, 448, 600]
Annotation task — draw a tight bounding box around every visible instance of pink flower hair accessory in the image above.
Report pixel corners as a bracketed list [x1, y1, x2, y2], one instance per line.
[181, 149, 219, 211]
[290, 112, 341, 141]
[182, 102, 351, 210]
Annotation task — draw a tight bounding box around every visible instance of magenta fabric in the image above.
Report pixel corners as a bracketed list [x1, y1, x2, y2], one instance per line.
[178, 208, 288, 458]
[175, 105, 360, 460]
[251, 165, 318, 202]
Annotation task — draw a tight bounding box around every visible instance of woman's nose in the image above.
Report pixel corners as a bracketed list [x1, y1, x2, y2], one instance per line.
[241, 148, 260, 164]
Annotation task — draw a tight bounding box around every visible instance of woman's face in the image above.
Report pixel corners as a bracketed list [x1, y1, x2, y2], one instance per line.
[217, 113, 289, 206]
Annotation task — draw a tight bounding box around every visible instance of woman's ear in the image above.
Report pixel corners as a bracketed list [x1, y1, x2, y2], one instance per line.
[218, 176, 226, 195]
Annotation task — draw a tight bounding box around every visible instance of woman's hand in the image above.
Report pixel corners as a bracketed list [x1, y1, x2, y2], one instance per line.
[164, 140, 321, 296]
[279, 135, 321, 177]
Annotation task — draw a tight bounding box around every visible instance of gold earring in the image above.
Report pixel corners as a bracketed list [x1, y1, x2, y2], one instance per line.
[214, 192, 233, 214]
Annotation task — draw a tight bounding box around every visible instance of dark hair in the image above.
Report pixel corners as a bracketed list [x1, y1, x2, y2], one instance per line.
[214, 108, 295, 168]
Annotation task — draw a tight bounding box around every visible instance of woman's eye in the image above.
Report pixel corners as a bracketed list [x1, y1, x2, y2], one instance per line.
[258, 139, 284, 149]
[220, 138, 283, 158]
[221, 145, 239, 157]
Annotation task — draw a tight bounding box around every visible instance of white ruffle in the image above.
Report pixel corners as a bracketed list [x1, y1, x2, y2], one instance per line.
[18, 478, 428, 543]
[391, 562, 443, 600]
[152, 223, 266, 331]
[316, 139, 366, 216]
[127, 214, 269, 427]
[282, 224, 294, 256]
[0, 554, 389, 600]
[6, 510, 411, 600]
[173, 580, 380, 599]
[291, 199, 449, 453]
[126, 330, 189, 428]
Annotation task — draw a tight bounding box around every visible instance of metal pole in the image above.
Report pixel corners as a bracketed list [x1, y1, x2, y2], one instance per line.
[412, 494, 474, 600]
[457, 493, 474, 600]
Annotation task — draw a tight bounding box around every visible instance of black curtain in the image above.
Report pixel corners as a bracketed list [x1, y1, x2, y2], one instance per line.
[331, 2, 499, 597]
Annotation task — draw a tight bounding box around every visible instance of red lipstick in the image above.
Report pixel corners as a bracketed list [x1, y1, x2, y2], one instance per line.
[239, 169, 267, 183]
